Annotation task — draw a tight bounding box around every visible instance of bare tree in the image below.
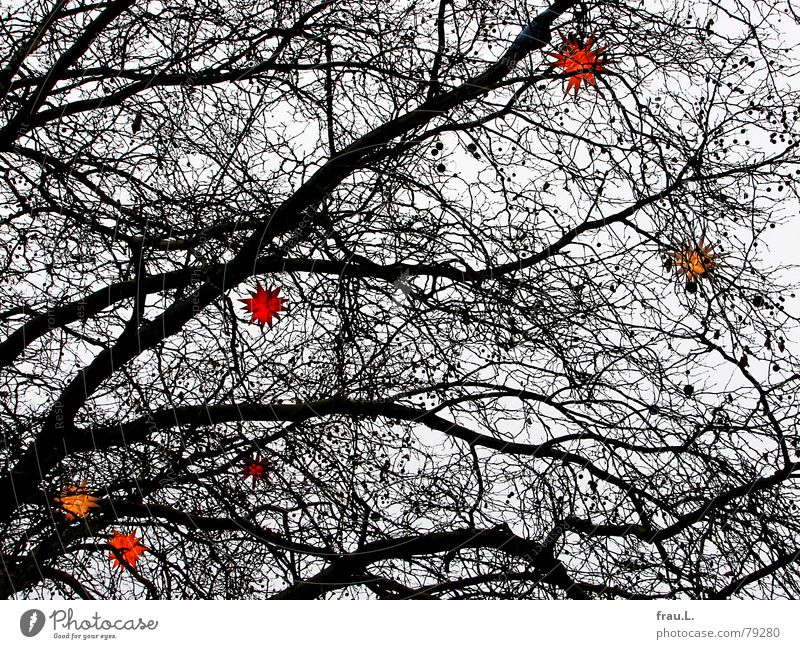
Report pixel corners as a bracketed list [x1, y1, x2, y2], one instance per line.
[1, 0, 800, 599]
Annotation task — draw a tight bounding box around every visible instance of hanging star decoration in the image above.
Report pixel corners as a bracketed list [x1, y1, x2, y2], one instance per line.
[53, 482, 100, 521]
[548, 34, 608, 95]
[671, 238, 718, 293]
[240, 282, 287, 329]
[242, 454, 273, 485]
[108, 530, 147, 571]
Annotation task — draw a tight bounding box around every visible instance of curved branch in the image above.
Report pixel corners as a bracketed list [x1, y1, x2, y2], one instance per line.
[270, 523, 589, 599]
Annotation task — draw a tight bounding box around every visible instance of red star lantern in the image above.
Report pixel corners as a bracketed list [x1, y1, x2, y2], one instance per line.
[240, 282, 287, 329]
[548, 35, 608, 95]
[242, 455, 273, 485]
[108, 530, 147, 571]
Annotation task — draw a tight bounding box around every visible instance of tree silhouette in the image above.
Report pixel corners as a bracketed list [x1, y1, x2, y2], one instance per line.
[1, 0, 800, 599]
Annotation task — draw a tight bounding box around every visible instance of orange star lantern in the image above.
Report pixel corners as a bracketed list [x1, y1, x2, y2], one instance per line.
[674, 239, 717, 281]
[671, 239, 718, 294]
[108, 530, 147, 571]
[54, 482, 100, 521]
[240, 282, 287, 329]
[548, 35, 608, 95]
